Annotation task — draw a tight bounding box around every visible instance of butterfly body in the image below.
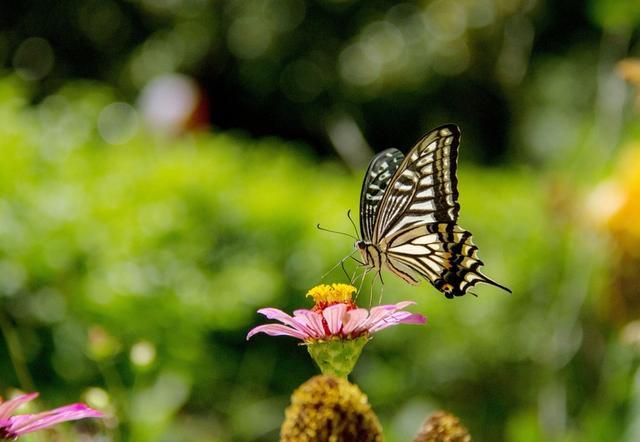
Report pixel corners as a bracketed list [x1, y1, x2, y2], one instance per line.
[357, 124, 510, 298]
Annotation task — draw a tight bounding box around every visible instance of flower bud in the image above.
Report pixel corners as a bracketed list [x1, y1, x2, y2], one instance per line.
[414, 411, 471, 442]
[281, 375, 382, 442]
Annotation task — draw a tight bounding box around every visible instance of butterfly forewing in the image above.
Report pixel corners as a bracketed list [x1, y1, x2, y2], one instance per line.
[373, 125, 461, 242]
[359, 148, 405, 242]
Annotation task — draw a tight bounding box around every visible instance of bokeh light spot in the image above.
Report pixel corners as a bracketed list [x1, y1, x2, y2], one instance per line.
[424, 0, 467, 42]
[280, 59, 324, 102]
[84, 387, 111, 410]
[79, 0, 130, 48]
[98, 102, 139, 145]
[130, 340, 157, 367]
[339, 42, 382, 86]
[263, 0, 306, 31]
[227, 16, 272, 59]
[362, 21, 405, 65]
[431, 39, 470, 75]
[0, 260, 26, 297]
[138, 73, 201, 135]
[13, 37, 55, 81]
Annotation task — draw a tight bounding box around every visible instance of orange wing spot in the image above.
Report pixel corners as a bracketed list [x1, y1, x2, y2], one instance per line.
[442, 252, 453, 269]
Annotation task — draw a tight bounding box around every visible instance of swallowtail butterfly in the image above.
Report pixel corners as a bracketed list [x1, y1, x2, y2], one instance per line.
[356, 124, 510, 298]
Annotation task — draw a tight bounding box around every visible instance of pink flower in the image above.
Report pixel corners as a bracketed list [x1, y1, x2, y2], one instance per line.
[0, 392, 103, 440]
[247, 301, 426, 341]
[247, 284, 426, 377]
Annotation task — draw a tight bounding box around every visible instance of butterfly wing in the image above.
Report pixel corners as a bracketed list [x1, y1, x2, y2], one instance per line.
[372, 125, 460, 242]
[359, 148, 405, 242]
[384, 223, 511, 298]
[369, 124, 509, 296]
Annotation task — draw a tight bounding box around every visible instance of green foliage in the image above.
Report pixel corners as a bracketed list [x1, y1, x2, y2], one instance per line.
[0, 76, 638, 442]
[0, 76, 354, 440]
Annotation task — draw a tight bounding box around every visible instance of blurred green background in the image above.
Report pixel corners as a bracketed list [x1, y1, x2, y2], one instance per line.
[2, 0, 640, 441]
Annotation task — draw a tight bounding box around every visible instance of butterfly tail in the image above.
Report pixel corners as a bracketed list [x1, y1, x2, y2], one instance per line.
[475, 271, 512, 294]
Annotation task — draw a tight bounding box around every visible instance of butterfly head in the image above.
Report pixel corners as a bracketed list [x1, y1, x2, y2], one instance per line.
[354, 240, 377, 268]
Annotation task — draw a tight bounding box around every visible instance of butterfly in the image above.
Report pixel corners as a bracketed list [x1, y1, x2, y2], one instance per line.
[355, 124, 511, 298]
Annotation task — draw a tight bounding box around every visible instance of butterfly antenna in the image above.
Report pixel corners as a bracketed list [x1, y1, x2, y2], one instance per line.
[346, 209, 360, 240]
[316, 223, 358, 240]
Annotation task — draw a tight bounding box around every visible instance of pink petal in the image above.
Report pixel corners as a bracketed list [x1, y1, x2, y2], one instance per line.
[257, 307, 292, 320]
[322, 304, 347, 335]
[256, 308, 296, 327]
[353, 301, 424, 334]
[246, 324, 307, 340]
[0, 393, 38, 420]
[369, 304, 399, 313]
[367, 301, 417, 324]
[368, 301, 416, 316]
[392, 300, 417, 310]
[342, 309, 370, 335]
[397, 313, 427, 325]
[293, 310, 325, 338]
[9, 404, 103, 435]
[257, 308, 315, 336]
[356, 305, 396, 333]
[369, 312, 426, 332]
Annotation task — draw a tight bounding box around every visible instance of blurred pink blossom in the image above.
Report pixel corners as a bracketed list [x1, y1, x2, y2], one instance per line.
[0, 392, 103, 440]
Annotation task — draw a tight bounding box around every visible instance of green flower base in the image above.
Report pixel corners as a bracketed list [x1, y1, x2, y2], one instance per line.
[306, 336, 370, 378]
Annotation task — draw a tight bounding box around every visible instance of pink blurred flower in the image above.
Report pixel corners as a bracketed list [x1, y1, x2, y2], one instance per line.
[247, 301, 426, 341]
[0, 392, 103, 440]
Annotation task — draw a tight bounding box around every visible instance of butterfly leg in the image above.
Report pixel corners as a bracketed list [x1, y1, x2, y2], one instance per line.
[349, 254, 368, 286]
[350, 265, 360, 285]
[356, 267, 369, 301]
[366, 270, 385, 307]
[368, 272, 376, 308]
[340, 259, 351, 281]
[377, 271, 385, 305]
[321, 250, 358, 281]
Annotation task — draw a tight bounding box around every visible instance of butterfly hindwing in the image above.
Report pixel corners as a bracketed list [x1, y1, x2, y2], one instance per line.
[384, 223, 510, 298]
[373, 125, 460, 241]
[359, 148, 405, 242]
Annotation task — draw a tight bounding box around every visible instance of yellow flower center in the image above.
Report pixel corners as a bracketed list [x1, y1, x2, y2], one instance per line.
[306, 284, 357, 312]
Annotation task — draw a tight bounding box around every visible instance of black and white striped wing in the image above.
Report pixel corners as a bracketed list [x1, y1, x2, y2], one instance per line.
[372, 125, 460, 242]
[383, 223, 511, 298]
[359, 148, 405, 242]
[367, 124, 510, 297]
